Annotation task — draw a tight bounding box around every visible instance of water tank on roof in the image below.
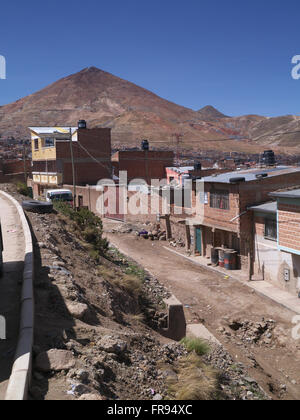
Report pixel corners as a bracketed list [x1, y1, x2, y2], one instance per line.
[194, 162, 202, 171]
[141, 140, 149, 151]
[78, 120, 87, 129]
[262, 150, 276, 166]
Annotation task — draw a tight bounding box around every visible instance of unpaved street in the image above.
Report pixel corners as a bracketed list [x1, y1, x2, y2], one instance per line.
[104, 221, 300, 400]
[0, 196, 24, 399]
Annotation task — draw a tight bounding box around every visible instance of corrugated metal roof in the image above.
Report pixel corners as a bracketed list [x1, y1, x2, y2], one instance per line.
[202, 166, 300, 183]
[248, 201, 277, 214]
[167, 166, 194, 174]
[29, 126, 77, 135]
[270, 189, 300, 199]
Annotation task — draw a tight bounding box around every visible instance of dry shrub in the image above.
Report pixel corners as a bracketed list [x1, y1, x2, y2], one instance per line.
[168, 353, 219, 400]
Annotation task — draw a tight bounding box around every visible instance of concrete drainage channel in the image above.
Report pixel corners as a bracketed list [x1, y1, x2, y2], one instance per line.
[0, 191, 34, 400]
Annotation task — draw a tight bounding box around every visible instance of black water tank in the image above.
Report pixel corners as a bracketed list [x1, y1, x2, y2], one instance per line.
[262, 150, 275, 166]
[194, 162, 202, 171]
[141, 140, 149, 151]
[78, 120, 87, 129]
[229, 177, 246, 183]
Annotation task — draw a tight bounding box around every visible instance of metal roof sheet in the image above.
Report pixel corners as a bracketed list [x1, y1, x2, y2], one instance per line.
[202, 166, 300, 183]
[248, 201, 277, 214]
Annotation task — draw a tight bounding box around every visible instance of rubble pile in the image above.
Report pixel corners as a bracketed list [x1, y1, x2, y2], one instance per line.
[204, 344, 268, 400]
[218, 318, 276, 347]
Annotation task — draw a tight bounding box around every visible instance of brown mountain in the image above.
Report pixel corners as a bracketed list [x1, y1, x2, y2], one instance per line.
[0, 66, 299, 153]
[197, 105, 228, 120]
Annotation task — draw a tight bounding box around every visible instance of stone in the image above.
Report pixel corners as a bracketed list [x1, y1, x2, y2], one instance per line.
[153, 394, 163, 400]
[35, 349, 76, 372]
[72, 383, 91, 396]
[98, 335, 127, 354]
[67, 302, 89, 320]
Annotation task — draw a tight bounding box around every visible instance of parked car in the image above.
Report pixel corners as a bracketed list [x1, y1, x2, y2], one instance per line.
[45, 189, 73, 203]
[0, 220, 3, 276]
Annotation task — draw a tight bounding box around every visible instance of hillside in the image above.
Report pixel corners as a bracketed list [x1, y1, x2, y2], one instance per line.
[0, 67, 300, 153]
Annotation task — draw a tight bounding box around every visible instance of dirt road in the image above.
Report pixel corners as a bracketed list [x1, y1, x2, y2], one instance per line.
[104, 222, 300, 400]
[0, 195, 24, 399]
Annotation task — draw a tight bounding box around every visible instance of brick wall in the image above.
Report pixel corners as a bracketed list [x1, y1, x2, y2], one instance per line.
[57, 128, 112, 184]
[254, 215, 265, 237]
[278, 202, 300, 252]
[112, 150, 174, 184]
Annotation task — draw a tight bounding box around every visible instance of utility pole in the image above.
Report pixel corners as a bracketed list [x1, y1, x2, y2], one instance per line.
[23, 142, 27, 184]
[69, 128, 76, 209]
[173, 133, 183, 166]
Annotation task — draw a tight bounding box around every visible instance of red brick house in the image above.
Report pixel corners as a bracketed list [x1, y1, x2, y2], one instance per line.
[30, 125, 112, 198]
[167, 166, 300, 277]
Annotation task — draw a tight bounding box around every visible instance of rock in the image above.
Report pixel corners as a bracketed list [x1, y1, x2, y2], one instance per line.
[78, 393, 105, 400]
[153, 394, 163, 400]
[35, 349, 76, 372]
[71, 383, 91, 396]
[67, 302, 89, 320]
[98, 335, 127, 354]
[75, 369, 89, 383]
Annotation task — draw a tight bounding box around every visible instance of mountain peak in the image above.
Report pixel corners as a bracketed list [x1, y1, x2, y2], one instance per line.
[197, 105, 229, 120]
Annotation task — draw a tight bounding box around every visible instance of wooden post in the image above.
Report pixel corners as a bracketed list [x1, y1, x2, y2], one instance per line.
[165, 215, 172, 240]
[185, 223, 191, 252]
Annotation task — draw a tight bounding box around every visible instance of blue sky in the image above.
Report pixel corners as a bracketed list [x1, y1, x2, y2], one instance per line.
[0, 0, 300, 116]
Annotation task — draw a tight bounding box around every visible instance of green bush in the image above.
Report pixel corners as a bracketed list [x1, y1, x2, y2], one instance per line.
[53, 201, 109, 255]
[180, 337, 210, 356]
[16, 182, 33, 197]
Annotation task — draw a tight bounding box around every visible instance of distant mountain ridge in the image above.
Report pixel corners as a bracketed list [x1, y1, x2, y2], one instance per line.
[0, 66, 300, 153]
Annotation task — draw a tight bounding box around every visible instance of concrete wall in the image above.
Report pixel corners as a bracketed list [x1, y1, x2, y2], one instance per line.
[254, 217, 300, 296]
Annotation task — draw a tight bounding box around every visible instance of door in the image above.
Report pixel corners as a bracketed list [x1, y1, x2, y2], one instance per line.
[196, 228, 202, 255]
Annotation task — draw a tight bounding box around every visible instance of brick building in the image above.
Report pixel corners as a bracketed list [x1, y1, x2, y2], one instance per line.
[166, 166, 229, 186]
[112, 150, 174, 184]
[165, 166, 300, 277]
[250, 189, 300, 296]
[29, 126, 112, 198]
[0, 158, 31, 183]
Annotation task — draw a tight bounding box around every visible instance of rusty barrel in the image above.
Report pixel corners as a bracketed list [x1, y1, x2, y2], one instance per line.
[224, 250, 237, 270]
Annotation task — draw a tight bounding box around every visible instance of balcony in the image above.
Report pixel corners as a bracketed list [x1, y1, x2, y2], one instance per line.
[32, 172, 62, 186]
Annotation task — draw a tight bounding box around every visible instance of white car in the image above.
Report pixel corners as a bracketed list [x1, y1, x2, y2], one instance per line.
[45, 189, 73, 203]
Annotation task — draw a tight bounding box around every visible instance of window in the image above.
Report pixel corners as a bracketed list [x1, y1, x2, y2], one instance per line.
[34, 139, 39, 151]
[264, 218, 277, 241]
[44, 137, 55, 148]
[210, 190, 229, 210]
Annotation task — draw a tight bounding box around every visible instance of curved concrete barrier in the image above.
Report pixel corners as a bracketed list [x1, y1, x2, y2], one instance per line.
[0, 191, 34, 400]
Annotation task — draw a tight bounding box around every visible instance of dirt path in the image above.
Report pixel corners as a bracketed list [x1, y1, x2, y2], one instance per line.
[104, 223, 300, 400]
[0, 196, 24, 399]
